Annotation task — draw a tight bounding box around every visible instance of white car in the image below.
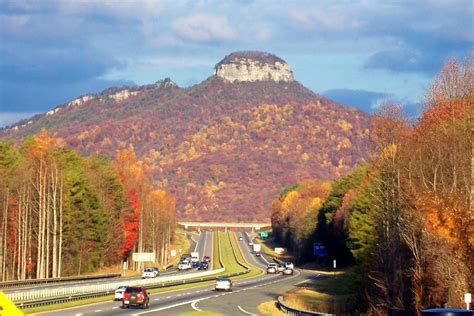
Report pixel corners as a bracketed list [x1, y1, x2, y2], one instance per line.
[282, 267, 294, 275]
[114, 286, 127, 301]
[267, 263, 277, 274]
[142, 268, 158, 278]
[239, 237, 243, 241]
[285, 262, 294, 270]
[214, 277, 233, 291]
[248, 242, 253, 246]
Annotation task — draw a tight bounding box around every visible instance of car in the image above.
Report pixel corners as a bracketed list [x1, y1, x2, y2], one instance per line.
[203, 256, 211, 262]
[255, 252, 261, 257]
[267, 263, 277, 274]
[282, 267, 294, 275]
[239, 237, 243, 241]
[215, 277, 233, 291]
[285, 262, 294, 270]
[114, 286, 127, 301]
[122, 286, 149, 309]
[276, 263, 286, 273]
[198, 261, 209, 270]
[150, 267, 159, 275]
[248, 242, 253, 246]
[142, 267, 157, 278]
[192, 261, 201, 268]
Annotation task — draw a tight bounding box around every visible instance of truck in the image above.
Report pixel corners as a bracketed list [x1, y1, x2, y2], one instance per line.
[191, 252, 200, 262]
[252, 244, 261, 254]
[178, 260, 192, 271]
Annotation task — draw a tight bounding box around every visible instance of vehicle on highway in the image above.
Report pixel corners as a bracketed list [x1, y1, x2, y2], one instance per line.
[114, 286, 127, 301]
[214, 277, 233, 291]
[248, 241, 253, 246]
[122, 286, 149, 309]
[191, 252, 200, 262]
[239, 236, 243, 241]
[267, 263, 277, 274]
[197, 261, 209, 270]
[277, 263, 286, 273]
[282, 267, 294, 275]
[178, 260, 193, 271]
[285, 262, 294, 270]
[255, 252, 261, 257]
[142, 267, 158, 278]
[203, 255, 211, 262]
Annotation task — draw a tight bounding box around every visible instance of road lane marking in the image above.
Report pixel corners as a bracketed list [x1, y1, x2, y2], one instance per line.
[94, 310, 102, 313]
[75, 314, 83, 316]
[134, 297, 212, 314]
[191, 300, 202, 312]
[238, 305, 258, 315]
[154, 298, 160, 301]
[112, 306, 118, 309]
[166, 296, 172, 299]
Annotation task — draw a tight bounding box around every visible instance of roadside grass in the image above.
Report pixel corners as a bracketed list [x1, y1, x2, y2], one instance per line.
[212, 232, 222, 270]
[218, 232, 245, 274]
[228, 232, 262, 279]
[282, 269, 354, 314]
[257, 300, 286, 316]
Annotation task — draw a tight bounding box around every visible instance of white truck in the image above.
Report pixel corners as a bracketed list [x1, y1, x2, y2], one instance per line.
[178, 260, 192, 271]
[191, 252, 200, 262]
[252, 243, 261, 254]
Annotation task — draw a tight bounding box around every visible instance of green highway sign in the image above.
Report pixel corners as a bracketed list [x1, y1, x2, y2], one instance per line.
[260, 232, 269, 238]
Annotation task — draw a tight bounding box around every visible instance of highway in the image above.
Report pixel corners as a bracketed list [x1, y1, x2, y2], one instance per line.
[37, 231, 315, 316]
[6, 232, 211, 297]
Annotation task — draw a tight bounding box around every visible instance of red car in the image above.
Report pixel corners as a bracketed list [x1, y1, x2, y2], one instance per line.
[122, 286, 150, 309]
[203, 256, 211, 262]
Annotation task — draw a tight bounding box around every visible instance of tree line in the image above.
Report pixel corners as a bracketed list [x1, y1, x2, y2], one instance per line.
[0, 130, 176, 280]
[271, 56, 473, 314]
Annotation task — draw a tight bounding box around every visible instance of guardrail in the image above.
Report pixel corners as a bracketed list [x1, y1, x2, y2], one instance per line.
[0, 273, 121, 289]
[277, 296, 335, 316]
[14, 231, 249, 310]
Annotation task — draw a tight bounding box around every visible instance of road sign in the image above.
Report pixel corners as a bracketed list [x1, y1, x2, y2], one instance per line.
[313, 242, 327, 257]
[260, 232, 268, 238]
[171, 249, 177, 257]
[255, 226, 261, 230]
[132, 252, 155, 262]
[333, 260, 337, 269]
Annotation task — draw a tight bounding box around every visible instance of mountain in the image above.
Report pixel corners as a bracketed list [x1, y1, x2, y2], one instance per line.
[1, 51, 371, 221]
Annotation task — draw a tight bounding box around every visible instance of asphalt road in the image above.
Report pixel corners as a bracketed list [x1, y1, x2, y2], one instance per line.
[37, 231, 316, 316]
[6, 232, 207, 296]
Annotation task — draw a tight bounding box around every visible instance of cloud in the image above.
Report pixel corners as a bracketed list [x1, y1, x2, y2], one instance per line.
[171, 13, 236, 41]
[322, 89, 390, 113]
[364, 49, 440, 74]
[0, 112, 38, 128]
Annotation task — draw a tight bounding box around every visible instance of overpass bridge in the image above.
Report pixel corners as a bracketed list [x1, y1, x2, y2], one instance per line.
[177, 222, 271, 232]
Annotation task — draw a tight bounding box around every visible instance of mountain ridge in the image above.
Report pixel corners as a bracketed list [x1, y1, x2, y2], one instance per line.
[1, 52, 371, 221]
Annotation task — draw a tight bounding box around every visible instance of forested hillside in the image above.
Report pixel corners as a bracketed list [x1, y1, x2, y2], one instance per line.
[1, 55, 371, 222]
[271, 57, 473, 313]
[0, 130, 176, 281]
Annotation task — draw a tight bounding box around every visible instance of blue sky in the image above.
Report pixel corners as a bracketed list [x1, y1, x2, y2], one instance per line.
[0, 0, 472, 127]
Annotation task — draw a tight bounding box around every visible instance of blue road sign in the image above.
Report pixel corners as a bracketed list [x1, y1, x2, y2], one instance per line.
[313, 242, 327, 257]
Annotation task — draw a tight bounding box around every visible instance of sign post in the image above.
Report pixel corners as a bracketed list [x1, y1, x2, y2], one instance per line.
[465, 293, 471, 310]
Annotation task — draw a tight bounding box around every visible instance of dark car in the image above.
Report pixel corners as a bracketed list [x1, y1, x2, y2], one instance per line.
[122, 286, 149, 309]
[198, 261, 209, 270]
[203, 256, 211, 262]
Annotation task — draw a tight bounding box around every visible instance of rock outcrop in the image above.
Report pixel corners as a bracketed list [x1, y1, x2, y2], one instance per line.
[214, 51, 294, 83]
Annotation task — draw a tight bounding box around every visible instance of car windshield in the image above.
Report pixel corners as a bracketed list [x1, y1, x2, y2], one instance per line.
[217, 278, 230, 282]
[125, 287, 142, 293]
[144, 268, 153, 272]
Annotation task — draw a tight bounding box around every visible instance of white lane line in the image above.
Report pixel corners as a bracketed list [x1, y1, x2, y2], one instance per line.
[75, 314, 83, 316]
[112, 306, 118, 309]
[193, 231, 201, 252]
[191, 300, 202, 312]
[296, 273, 320, 285]
[154, 298, 160, 301]
[134, 297, 212, 314]
[94, 310, 102, 313]
[238, 305, 258, 315]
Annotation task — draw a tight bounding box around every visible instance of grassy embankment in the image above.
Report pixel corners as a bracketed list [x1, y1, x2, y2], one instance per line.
[282, 269, 354, 314]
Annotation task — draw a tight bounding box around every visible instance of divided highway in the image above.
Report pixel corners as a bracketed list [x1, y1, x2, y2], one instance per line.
[36, 231, 315, 316]
[6, 232, 213, 301]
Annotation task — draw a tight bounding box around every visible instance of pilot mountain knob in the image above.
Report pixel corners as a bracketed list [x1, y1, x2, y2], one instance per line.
[214, 51, 294, 83]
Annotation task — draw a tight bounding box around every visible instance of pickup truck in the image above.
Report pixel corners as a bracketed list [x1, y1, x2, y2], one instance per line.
[178, 260, 192, 271]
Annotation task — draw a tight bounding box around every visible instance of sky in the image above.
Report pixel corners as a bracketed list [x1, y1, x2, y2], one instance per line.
[0, 0, 473, 127]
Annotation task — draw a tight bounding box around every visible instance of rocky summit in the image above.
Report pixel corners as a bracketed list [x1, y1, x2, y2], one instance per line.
[214, 51, 294, 83]
[1, 51, 370, 222]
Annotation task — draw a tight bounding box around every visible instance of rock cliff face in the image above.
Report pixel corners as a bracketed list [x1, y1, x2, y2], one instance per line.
[214, 51, 294, 83]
